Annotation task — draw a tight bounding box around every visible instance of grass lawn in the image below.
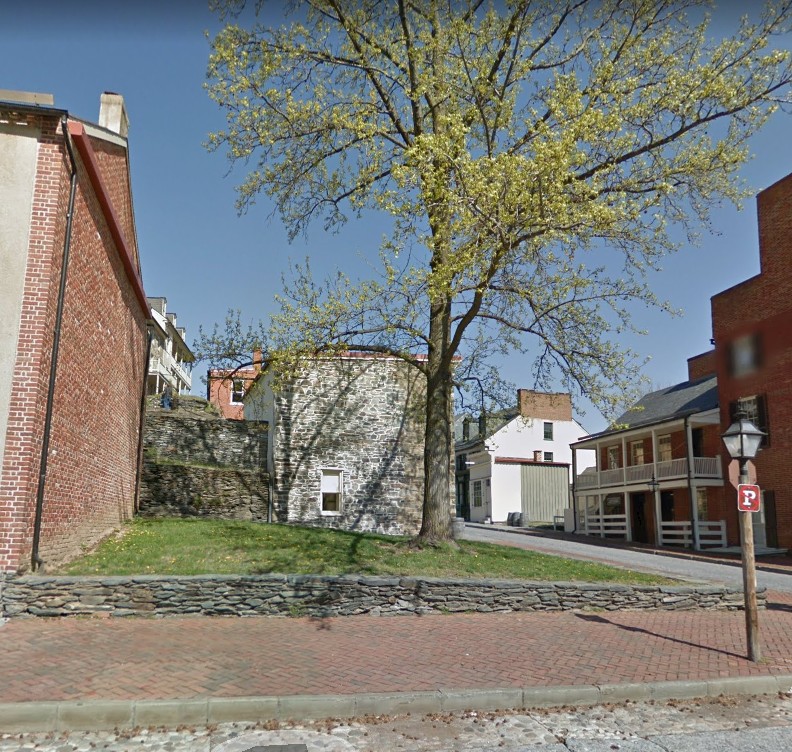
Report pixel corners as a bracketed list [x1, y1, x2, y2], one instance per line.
[58, 518, 672, 584]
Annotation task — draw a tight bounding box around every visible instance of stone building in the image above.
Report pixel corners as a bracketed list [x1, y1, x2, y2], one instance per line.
[0, 90, 149, 572]
[244, 353, 434, 535]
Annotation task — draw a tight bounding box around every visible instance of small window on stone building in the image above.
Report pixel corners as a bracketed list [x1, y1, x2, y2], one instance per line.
[231, 378, 245, 404]
[320, 469, 343, 514]
[543, 422, 553, 441]
[544, 451, 554, 462]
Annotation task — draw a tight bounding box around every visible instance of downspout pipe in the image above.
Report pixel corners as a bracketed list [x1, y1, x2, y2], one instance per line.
[133, 328, 154, 514]
[31, 116, 77, 572]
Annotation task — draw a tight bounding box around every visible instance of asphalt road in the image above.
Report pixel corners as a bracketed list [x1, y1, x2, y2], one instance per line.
[461, 524, 792, 593]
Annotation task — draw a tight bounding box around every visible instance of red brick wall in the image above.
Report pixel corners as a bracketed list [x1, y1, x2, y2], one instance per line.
[207, 368, 258, 421]
[711, 172, 792, 548]
[0, 115, 68, 572]
[517, 390, 572, 421]
[0, 113, 147, 572]
[687, 351, 716, 380]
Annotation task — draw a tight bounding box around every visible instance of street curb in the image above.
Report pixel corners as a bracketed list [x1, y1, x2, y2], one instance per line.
[1, 675, 790, 732]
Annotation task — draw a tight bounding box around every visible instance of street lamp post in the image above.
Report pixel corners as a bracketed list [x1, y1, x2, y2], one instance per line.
[722, 412, 765, 663]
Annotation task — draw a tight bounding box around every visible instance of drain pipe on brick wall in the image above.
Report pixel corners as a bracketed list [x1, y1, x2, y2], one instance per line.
[133, 328, 154, 514]
[31, 116, 78, 572]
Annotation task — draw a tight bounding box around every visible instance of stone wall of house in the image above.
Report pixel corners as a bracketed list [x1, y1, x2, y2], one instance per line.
[269, 357, 438, 536]
[0, 573, 759, 618]
[140, 400, 269, 520]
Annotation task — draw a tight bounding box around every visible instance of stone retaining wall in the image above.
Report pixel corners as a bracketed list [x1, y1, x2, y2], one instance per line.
[138, 463, 269, 521]
[144, 413, 267, 471]
[0, 574, 761, 618]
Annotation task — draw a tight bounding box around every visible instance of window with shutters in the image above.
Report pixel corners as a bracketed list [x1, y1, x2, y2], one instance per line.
[320, 469, 343, 514]
[731, 395, 770, 447]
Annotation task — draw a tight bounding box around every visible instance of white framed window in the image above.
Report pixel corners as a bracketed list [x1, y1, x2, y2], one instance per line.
[320, 469, 343, 514]
[657, 434, 672, 462]
[230, 378, 245, 404]
[630, 440, 644, 466]
[543, 422, 553, 441]
[607, 446, 619, 470]
[544, 451, 554, 462]
[473, 480, 483, 507]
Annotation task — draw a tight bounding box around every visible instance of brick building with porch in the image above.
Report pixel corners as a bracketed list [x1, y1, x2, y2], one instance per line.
[572, 170, 792, 552]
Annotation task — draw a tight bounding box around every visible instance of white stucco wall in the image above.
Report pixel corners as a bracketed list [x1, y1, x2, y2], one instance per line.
[491, 463, 523, 522]
[0, 123, 39, 476]
[460, 414, 596, 523]
[485, 416, 594, 476]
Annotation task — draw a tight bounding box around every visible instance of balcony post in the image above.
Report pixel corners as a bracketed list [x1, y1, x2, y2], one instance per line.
[685, 419, 700, 549]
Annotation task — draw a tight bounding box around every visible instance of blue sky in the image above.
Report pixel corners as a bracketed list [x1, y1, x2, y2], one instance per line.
[2, 1, 790, 434]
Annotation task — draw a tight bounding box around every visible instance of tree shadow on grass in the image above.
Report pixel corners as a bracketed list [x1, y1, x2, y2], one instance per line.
[574, 612, 747, 661]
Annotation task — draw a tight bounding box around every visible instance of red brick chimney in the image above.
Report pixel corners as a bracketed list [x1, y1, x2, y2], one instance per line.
[252, 348, 263, 373]
[517, 389, 572, 421]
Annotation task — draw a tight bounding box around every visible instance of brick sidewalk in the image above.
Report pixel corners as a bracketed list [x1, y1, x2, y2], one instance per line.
[2, 593, 792, 703]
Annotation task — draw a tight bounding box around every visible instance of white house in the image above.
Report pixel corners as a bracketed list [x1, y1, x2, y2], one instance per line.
[454, 389, 595, 524]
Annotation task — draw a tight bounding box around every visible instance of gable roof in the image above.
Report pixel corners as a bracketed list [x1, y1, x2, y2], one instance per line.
[584, 374, 719, 441]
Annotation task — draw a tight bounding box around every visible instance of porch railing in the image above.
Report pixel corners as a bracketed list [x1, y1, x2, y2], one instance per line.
[583, 513, 628, 539]
[659, 520, 727, 549]
[576, 455, 722, 490]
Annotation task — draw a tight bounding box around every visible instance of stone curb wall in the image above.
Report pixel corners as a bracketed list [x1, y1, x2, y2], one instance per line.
[0, 574, 761, 618]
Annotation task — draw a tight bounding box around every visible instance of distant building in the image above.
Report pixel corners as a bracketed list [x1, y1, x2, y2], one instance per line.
[454, 390, 594, 524]
[207, 349, 262, 420]
[146, 297, 194, 396]
[0, 90, 149, 572]
[244, 353, 443, 535]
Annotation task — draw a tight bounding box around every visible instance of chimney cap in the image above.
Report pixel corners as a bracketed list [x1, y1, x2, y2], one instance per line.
[98, 92, 129, 137]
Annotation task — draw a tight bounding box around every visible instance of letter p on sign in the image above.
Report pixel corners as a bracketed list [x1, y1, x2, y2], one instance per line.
[738, 483, 761, 513]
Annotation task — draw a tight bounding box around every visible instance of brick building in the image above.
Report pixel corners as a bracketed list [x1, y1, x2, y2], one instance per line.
[0, 91, 149, 572]
[571, 171, 792, 552]
[244, 353, 441, 535]
[207, 349, 262, 420]
[707, 171, 792, 550]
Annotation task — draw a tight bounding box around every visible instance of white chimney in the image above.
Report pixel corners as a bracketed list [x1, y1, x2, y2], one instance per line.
[98, 92, 129, 137]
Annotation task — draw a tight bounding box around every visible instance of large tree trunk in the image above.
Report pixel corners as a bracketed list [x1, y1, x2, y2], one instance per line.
[417, 295, 454, 543]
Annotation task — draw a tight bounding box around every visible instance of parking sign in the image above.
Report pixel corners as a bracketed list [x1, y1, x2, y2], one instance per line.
[737, 483, 761, 513]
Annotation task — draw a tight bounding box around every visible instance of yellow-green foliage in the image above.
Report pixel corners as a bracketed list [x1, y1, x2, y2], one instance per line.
[204, 1, 791, 536]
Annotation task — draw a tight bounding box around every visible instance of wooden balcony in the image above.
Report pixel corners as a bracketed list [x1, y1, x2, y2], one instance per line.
[576, 456, 722, 491]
